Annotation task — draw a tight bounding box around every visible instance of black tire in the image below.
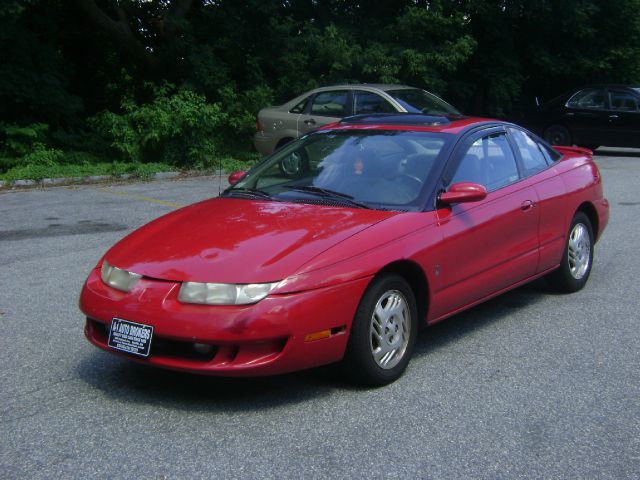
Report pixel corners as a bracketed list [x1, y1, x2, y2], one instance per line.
[544, 125, 572, 146]
[342, 274, 418, 386]
[546, 212, 595, 293]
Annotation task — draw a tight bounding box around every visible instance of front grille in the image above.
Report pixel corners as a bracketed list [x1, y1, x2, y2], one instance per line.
[86, 318, 286, 366]
[151, 337, 218, 362]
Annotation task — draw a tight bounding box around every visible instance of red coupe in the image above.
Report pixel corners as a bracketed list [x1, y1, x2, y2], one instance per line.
[80, 114, 609, 385]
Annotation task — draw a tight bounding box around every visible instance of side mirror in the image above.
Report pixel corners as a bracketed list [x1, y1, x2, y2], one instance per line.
[228, 170, 247, 186]
[439, 182, 487, 205]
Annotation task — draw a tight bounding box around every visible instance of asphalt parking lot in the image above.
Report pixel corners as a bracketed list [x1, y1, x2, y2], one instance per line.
[1, 151, 639, 479]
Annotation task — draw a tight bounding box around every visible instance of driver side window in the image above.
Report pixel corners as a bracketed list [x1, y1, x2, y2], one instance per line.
[451, 133, 519, 191]
[567, 88, 606, 110]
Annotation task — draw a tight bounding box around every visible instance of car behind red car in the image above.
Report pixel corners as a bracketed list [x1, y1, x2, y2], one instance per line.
[81, 114, 609, 386]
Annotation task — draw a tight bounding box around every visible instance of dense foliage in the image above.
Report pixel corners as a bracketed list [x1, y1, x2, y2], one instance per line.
[1, 0, 639, 178]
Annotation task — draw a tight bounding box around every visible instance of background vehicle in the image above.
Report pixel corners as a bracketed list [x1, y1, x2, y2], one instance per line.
[253, 84, 460, 155]
[522, 84, 640, 150]
[82, 114, 608, 386]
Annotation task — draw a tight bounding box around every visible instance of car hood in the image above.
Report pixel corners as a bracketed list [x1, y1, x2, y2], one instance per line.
[105, 198, 397, 284]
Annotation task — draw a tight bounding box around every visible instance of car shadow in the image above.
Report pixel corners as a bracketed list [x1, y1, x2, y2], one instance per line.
[413, 278, 551, 357]
[595, 148, 640, 158]
[76, 352, 343, 412]
[76, 279, 553, 411]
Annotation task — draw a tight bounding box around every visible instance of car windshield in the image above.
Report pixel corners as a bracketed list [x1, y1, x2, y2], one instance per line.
[386, 89, 460, 115]
[226, 130, 452, 211]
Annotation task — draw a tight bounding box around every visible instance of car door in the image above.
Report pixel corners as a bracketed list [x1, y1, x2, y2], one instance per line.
[431, 129, 540, 318]
[297, 90, 351, 136]
[564, 87, 610, 146]
[508, 127, 568, 272]
[606, 88, 640, 147]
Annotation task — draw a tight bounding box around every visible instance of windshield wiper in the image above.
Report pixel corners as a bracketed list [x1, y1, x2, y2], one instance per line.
[223, 188, 273, 200]
[288, 186, 371, 209]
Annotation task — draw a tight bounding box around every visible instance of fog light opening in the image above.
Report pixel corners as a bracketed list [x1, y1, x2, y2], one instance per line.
[193, 343, 215, 355]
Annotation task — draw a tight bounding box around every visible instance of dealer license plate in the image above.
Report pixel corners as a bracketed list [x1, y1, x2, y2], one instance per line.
[108, 318, 153, 357]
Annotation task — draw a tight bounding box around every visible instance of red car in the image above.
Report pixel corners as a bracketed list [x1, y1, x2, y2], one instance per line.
[80, 114, 609, 386]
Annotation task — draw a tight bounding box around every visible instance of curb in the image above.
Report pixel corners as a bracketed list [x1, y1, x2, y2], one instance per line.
[0, 171, 206, 190]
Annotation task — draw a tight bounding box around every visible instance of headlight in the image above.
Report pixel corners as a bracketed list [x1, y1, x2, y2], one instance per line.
[100, 260, 142, 292]
[178, 282, 279, 305]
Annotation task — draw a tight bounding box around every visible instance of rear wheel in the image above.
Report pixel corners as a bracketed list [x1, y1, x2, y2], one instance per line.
[546, 212, 594, 292]
[342, 274, 418, 386]
[544, 125, 572, 146]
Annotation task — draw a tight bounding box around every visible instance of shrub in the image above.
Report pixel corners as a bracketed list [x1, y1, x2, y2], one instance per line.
[0, 122, 49, 157]
[20, 143, 65, 166]
[217, 85, 274, 151]
[90, 83, 228, 167]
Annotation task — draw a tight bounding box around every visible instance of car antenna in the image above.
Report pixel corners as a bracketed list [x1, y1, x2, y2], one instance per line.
[217, 153, 223, 196]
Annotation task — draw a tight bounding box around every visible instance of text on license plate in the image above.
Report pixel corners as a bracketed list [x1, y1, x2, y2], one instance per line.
[108, 318, 153, 357]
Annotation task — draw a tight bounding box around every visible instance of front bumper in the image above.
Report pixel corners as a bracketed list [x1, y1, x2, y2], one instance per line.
[80, 268, 371, 376]
[595, 197, 609, 241]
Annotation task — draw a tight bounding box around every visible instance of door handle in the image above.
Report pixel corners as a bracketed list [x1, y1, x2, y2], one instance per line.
[565, 112, 575, 117]
[304, 118, 317, 125]
[520, 200, 535, 211]
[609, 114, 619, 120]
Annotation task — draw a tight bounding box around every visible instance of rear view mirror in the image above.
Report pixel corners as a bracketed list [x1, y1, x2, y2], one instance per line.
[279, 151, 307, 178]
[439, 182, 487, 205]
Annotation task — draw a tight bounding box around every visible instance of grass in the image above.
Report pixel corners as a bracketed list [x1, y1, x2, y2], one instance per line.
[0, 154, 261, 182]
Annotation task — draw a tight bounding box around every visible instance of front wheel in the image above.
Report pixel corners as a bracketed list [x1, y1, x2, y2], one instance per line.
[342, 274, 418, 386]
[546, 212, 594, 292]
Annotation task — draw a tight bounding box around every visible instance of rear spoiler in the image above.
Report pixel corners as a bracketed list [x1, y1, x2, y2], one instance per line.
[554, 145, 593, 156]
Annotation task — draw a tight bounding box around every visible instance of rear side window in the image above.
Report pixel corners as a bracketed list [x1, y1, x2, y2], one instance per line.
[567, 88, 606, 110]
[353, 91, 395, 115]
[609, 89, 639, 111]
[539, 143, 561, 163]
[310, 91, 349, 117]
[451, 133, 519, 191]
[509, 128, 549, 176]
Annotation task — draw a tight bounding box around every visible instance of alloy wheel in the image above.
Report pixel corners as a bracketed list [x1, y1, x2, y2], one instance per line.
[369, 290, 411, 369]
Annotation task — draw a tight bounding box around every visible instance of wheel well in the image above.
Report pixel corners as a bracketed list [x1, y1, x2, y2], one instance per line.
[577, 201, 599, 239]
[276, 137, 294, 149]
[377, 260, 429, 324]
[544, 123, 573, 143]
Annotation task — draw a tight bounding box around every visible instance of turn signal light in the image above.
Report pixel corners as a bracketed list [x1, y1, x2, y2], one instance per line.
[304, 329, 332, 342]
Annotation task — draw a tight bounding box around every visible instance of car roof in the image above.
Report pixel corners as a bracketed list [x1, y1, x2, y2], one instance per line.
[311, 84, 417, 92]
[578, 83, 640, 89]
[318, 113, 500, 135]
